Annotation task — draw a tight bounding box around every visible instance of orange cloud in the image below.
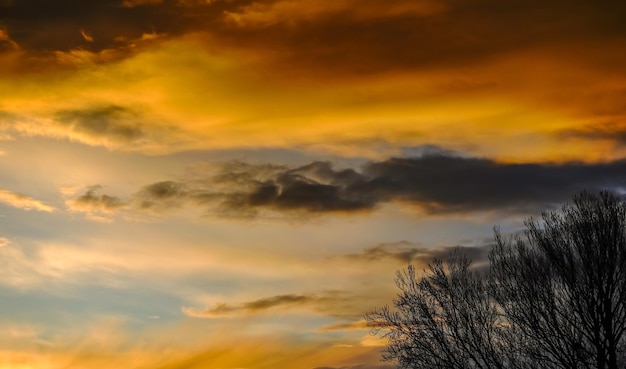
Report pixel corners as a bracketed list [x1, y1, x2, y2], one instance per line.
[122, 0, 163, 7]
[224, 0, 446, 27]
[0, 2, 624, 163]
[80, 29, 94, 43]
[0, 28, 19, 50]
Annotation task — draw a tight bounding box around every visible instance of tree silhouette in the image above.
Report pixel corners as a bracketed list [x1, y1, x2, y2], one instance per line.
[366, 192, 626, 369]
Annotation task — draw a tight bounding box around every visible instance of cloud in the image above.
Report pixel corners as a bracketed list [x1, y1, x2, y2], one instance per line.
[344, 242, 491, 265]
[218, 164, 371, 215]
[558, 119, 626, 146]
[224, 0, 446, 28]
[135, 153, 626, 216]
[80, 29, 94, 43]
[66, 185, 127, 220]
[2, 0, 624, 77]
[135, 181, 188, 210]
[34, 104, 181, 152]
[69, 185, 126, 212]
[1, 2, 625, 160]
[182, 291, 348, 318]
[0, 189, 54, 212]
[317, 320, 368, 332]
[122, 0, 163, 7]
[55, 105, 144, 143]
[66, 150, 626, 221]
[0, 28, 19, 50]
[214, 0, 626, 79]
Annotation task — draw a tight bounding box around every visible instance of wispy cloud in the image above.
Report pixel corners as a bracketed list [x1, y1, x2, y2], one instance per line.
[317, 319, 368, 332]
[0, 189, 54, 212]
[182, 291, 349, 318]
[0, 28, 19, 50]
[557, 119, 626, 146]
[65, 185, 127, 222]
[344, 242, 491, 265]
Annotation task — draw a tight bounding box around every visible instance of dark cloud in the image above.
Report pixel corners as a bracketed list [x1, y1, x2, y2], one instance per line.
[346, 242, 491, 265]
[75, 151, 626, 219]
[558, 120, 626, 146]
[183, 291, 349, 318]
[0, 0, 247, 53]
[244, 294, 315, 310]
[199, 154, 626, 216]
[55, 105, 144, 142]
[229, 174, 370, 213]
[210, 0, 626, 77]
[2, 0, 626, 77]
[211, 161, 374, 215]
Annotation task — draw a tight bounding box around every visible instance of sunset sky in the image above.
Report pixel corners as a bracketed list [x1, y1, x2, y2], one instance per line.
[1, 1, 626, 368]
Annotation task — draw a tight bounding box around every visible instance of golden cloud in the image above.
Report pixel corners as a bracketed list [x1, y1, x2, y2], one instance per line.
[0, 2, 623, 162]
[0, 189, 54, 212]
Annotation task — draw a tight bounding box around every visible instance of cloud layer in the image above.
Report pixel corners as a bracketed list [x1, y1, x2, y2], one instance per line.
[67, 151, 626, 220]
[0, 0, 624, 160]
[3, 0, 625, 75]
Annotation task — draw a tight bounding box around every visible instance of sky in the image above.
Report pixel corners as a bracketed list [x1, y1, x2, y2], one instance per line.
[0, 1, 626, 368]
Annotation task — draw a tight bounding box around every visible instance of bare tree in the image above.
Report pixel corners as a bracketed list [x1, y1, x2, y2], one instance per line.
[365, 251, 513, 369]
[491, 191, 626, 369]
[367, 191, 626, 369]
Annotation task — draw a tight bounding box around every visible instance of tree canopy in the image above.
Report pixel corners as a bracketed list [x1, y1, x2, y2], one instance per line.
[366, 191, 626, 369]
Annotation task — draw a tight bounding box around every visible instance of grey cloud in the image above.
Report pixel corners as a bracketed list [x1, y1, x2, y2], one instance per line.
[200, 154, 626, 216]
[213, 161, 376, 215]
[359, 155, 626, 213]
[75, 151, 626, 220]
